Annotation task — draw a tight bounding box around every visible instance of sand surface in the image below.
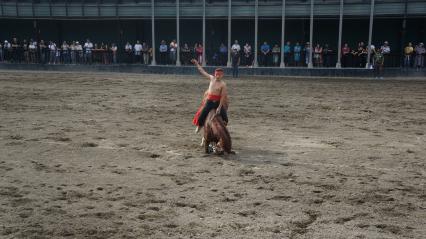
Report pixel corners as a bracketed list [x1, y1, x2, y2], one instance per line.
[0, 71, 425, 239]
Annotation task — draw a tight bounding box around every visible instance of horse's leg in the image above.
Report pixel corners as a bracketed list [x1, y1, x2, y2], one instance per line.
[204, 138, 210, 153]
[200, 137, 205, 147]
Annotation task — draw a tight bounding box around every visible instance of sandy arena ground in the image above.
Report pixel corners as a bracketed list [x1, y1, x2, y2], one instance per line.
[0, 70, 425, 239]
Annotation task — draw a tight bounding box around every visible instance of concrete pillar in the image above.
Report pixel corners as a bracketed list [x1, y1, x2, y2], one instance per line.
[308, 0, 314, 68]
[253, 0, 259, 67]
[280, 0, 286, 68]
[176, 0, 181, 66]
[151, 0, 156, 66]
[336, 0, 343, 68]
[202, 0, 206, 66]
[366, 0, 375, 68]
[227, 0, 232, 67]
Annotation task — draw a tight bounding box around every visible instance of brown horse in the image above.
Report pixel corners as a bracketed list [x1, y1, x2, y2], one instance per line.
[203, 109, 232, 154]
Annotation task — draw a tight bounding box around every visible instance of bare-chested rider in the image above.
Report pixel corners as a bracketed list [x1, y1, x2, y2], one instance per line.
[191, 59, 228, 133]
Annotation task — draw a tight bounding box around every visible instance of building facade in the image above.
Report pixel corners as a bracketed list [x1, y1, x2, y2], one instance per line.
[0, 0, 425, 67]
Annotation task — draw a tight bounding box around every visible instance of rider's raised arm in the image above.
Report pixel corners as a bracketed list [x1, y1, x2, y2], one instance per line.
[192, 59, 213, 80]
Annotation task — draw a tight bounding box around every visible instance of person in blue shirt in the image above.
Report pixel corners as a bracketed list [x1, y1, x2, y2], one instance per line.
[219, 43, 227, 66]
[159, 40, 168, 65]
[304, 42, 311, 66]
[283, 41, 291, 66]
[293, 42, 302, 66]
[260, 42, 270, 66]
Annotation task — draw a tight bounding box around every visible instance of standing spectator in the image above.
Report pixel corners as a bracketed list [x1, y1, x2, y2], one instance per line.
[232, 49, 240, 78]
[48, 41, 56, 64]
[181, 43, 190, 65]
[356, 42, 367, 68]
[11, 38, 19, 63]
[272, 44, 280, 67]
[125, 42, 133, 63]
[414, 42, 425, 70]
[342, 43, 351, 67]
[373, 48, 384, 79]
[22, 40, 29, 63]
[61, 41, 69, 64]
[243, 43, 252, 66]
[196, 43, 203, 65]
[380, 41, 391, 67]
[29, 39, 37, 63]
[283, 41, 291, 66]
[84, 39, 93, 64]
[169, 40, 177, 65]
[4, 40, 11, 62]
[304, 42, 311, 66]
[231, 40, 241, 53]
[322, 44, 332, 67]
[314, 43, 323, 67]
[404, 42, 414, 68]
[219, 43, 227, 66]
[142, 42, 149, 65]
[293, 42, 302, 66]
[55, 43, 61, 64]
[260, 41, 271, 66]
[212, 52, 220, 66]
[111, 43, 118, 64]
[101, 43, 109, 64]
[93, 43, 100, 63]
[134, 40, 142, 64]
[39, 40, 47, 64]
[159, 40, 168, 65]
[70, 41, 76, 64]
[0, 41, 3, 62]
[76, 41, 83, 64]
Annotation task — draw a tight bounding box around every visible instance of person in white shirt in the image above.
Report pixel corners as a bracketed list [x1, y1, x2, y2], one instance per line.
[28, 39, 37, 63]
[49, 41, 56, 64]
[169, 40, 177, 65]
[3, 40, 11, 62]
[380, 41, 391, 67]
[111, 43, 118, 64]
[134, 40, 142, 64]
[231, 40, 241, 53]
[75, 41, 83, 64]
[125, 42, 133, 63]
[84, 39, 93, 64]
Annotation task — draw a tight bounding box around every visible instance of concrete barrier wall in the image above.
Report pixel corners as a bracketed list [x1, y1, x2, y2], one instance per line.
[0, 63, 425, 78]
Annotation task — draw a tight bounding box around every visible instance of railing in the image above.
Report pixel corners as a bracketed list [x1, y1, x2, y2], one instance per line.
[0, 46, 410, 68]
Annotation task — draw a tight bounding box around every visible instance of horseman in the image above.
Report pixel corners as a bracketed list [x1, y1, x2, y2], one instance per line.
[191, 59, 229, 134]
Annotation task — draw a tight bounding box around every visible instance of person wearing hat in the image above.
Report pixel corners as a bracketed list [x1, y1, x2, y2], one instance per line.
[414, 43, 425, 71]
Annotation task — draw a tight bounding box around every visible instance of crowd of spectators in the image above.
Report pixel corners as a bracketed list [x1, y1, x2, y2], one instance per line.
[0, 37, 424, 70]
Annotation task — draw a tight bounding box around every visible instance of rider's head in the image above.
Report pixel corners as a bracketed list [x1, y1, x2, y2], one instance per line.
[214, 68, 224, 79]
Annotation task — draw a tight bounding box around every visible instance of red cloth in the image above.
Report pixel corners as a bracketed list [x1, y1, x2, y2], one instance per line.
[206, 94, 221, 101]
[192, 94, 221, 126]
